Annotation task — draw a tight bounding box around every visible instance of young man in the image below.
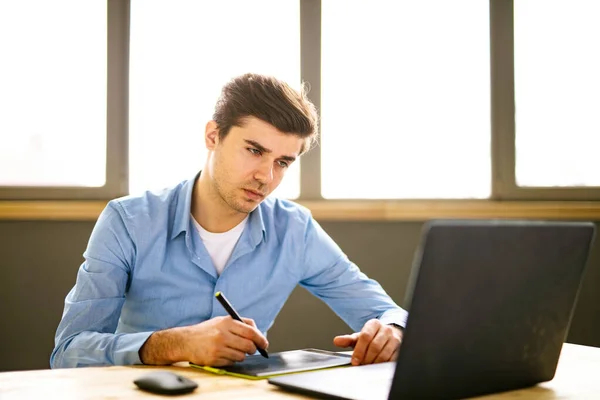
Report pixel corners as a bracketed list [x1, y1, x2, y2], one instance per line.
[51, 73, 408, 369]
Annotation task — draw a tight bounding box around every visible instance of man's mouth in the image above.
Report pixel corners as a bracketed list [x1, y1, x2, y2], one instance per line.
[243, 188, 265, 200]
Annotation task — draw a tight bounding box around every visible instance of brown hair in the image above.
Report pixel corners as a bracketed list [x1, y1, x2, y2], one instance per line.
[212, 73, 319, 154]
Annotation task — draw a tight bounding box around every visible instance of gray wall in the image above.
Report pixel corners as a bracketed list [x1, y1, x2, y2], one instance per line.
[1, 220, 598, 372]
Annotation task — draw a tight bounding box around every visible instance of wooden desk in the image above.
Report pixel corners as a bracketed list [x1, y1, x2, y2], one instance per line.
[1, 343, 599, 399]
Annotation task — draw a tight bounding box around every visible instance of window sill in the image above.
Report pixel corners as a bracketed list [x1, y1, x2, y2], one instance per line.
[0, 200, 599, 221]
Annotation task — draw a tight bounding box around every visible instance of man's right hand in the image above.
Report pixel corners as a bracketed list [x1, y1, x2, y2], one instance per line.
[139, 316, 269, 367]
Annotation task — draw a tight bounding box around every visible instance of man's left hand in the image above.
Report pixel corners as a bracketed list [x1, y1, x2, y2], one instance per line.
[333, 319, 403, 366]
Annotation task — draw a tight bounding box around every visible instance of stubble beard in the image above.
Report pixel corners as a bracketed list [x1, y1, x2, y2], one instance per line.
[213, 176, 257, 215]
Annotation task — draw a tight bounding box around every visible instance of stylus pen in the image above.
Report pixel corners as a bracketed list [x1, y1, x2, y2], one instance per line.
[215, 291, 269, 359]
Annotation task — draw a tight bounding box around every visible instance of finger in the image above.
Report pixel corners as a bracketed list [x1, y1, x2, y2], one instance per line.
[198, 346, 245, 367]
[390, 346, 400, 361]
[363, 327, 391, 364]
[229, 319, 269, 350]
[241, 317, 257, 328]
[218, 345, 247, 363]
[352, 319, 381, 366]
[224, 331, 257, 355]
[333, 333, 360, 348]
[373, 335, 399, 363]
[240, 318, 268, 349]
[212, 358, 236, 367]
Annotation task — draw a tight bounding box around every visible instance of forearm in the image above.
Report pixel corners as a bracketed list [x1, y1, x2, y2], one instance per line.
[304, 262, 407, 332]
[139, 326, 189, 365]
[51, 330, 153, 368]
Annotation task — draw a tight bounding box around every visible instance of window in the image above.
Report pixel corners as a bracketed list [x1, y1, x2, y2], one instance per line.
[2, 0, 599, 203]
[0, 0, 107, 187]
[514, 0, 600, 188]
[320, 0, 491, 199]
[129, 0, 301, 198]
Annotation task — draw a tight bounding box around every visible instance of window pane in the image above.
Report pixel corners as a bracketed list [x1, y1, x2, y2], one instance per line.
[0, 1, 106, 187]
[130, 0, 300, 198]
[321, 0, 490, 199]
[514, 0, 600, 187]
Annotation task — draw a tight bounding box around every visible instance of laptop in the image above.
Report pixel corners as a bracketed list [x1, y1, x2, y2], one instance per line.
[269, 220, 596, 399]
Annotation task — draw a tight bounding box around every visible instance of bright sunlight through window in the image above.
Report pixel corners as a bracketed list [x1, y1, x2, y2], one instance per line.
[129, 0, 301, 198]
[0, 0, 106, 187]
[321, 0, 490, 199]
[514, 0, 600, 187]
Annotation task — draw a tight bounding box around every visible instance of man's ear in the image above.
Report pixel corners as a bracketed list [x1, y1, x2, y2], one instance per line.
[205, 121, 219, 150]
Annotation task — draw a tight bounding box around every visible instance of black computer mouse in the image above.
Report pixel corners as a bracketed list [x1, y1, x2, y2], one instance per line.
[134, 370, 198, 395]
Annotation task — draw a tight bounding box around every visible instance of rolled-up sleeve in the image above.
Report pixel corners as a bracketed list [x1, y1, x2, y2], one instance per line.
[300, 216, 408, 332]
[50, 201, 152, 368]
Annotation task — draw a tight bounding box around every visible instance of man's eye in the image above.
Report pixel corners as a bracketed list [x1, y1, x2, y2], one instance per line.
[277, 160, 289, 168]
[248, 148, 261, 155]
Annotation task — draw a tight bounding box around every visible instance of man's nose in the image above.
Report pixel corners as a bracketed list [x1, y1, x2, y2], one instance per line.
[254, 160, 274, 184]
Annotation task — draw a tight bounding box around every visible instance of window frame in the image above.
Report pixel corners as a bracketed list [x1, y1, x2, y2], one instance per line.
[1, 0, 599, 203]
[299, 0, 323, 200]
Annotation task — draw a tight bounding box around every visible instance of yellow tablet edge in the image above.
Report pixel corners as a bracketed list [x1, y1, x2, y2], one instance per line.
[190, 363, 351, 381]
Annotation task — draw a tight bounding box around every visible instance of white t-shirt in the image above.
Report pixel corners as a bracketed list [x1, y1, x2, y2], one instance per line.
[191, 214, 248, 275]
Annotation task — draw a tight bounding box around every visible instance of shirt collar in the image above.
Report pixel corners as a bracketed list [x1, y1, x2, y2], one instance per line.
[247, 200, 267, 246]
[171, 171, 267, 245]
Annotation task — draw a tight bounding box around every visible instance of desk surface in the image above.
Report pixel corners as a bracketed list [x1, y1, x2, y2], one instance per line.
[1, 343, 599, 399]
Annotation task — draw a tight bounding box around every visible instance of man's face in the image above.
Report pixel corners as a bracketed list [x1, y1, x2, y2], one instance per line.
[205, 116, 304, 214]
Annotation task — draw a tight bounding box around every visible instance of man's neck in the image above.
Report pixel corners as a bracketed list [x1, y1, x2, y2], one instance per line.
[191, 172, 248, 233]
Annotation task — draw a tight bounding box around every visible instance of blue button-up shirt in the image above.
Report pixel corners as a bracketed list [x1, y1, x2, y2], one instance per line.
[51, 174, 408, 368]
